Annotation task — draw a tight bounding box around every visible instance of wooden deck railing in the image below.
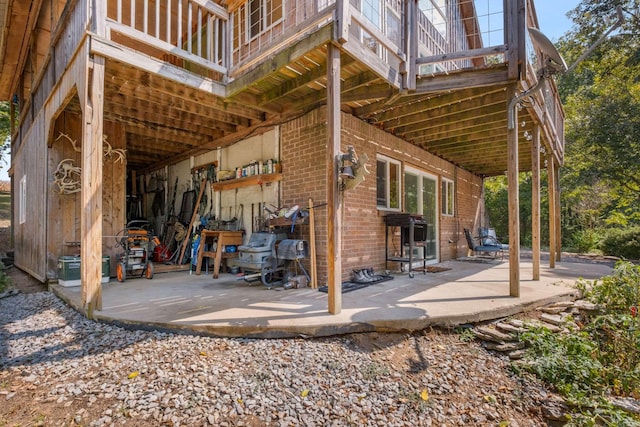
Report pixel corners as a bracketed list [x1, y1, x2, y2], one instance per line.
[105, 0, 229, 79]
[98, 0, 563, 157]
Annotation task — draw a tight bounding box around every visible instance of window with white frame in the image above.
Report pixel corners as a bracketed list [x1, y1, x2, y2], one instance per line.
[248, 0, 282, 38]
[376, 155, 401, 210]
[441, 177, 454, 216]
[232, 0, 282, 49]
[19, 175, 26, 224]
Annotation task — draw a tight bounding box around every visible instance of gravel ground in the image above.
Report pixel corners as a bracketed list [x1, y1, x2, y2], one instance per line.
[0, 291, 556, 426]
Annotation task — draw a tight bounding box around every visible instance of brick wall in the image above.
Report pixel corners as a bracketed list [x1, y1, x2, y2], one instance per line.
[280, 107, 483, 285]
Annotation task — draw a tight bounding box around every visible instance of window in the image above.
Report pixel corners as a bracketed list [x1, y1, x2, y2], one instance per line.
[419, 0, 447, 38]
[19, 175, 26, 224]
[248, 0, 282, 38]
[376, 155, 400, 210]
[441, 178, 454, 216]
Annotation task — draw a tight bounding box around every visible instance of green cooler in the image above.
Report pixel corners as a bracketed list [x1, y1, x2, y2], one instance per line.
[57, 256, 110, 287]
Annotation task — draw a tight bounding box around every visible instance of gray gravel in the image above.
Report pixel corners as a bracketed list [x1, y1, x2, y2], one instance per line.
[0, 291, 552, 426]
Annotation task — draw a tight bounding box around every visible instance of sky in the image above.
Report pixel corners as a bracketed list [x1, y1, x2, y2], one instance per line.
[0, 0, 581, 183]
[535, 0, 581, 41]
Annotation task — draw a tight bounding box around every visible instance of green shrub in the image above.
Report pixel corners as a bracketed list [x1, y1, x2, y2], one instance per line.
[516, 263, 640, 425]
[576, 261, 640, 314]
[0, 263, 9, 293]
[600, 227, 640, 260]
[567, 228, 603, 254]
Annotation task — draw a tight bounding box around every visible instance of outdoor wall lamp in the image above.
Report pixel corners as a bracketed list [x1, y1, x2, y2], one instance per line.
[337, 145, 370, 191]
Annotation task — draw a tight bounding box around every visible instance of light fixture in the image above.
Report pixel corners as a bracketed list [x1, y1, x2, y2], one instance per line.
[337, 145, 370, 191]
[338, 146, 357, 180]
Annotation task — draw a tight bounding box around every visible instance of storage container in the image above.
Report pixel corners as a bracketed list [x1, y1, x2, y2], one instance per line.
[57, 256, 110, 287]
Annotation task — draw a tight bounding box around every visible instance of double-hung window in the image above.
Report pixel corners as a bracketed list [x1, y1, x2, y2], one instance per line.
[376, 155, 401, 210]
[441, 178, 454, 216]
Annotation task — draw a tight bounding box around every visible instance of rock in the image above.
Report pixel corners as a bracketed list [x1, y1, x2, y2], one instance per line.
[495, 322, 525, 334]
[506, 319, 525, 328]
[475, 326, 515, 342]
[540, 313, 564, 326]
[573, 300, 602, 312]
[541, 401, 570, 421]
[484, 341, 525, 352]
[610, 397, 640, 415]
[537, 306, 567, 314]
[508, 350, 526, 360]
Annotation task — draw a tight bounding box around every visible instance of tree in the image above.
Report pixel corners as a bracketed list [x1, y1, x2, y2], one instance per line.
[557, 1, 640, 235]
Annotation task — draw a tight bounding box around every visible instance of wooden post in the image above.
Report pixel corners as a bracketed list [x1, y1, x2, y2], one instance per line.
[403, 0, 417, 91]
[327, 43, 342, 314]
[507, 85, 520, 297]
[336, 0, 349, 44]
[547, 156, 556, 268]
[531, 125, 540, 280]
[308, 198, 318, 289]
[80, 53, 105, 314]
[555, 166, 562, 262]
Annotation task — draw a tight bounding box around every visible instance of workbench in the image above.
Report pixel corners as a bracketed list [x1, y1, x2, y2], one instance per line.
[195, 230, 244, 278]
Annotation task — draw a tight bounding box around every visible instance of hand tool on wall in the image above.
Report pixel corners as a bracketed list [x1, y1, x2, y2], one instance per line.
[177, 178, 207, 264]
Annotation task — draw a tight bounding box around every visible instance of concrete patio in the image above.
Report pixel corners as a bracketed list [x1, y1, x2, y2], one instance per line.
[51, 258, 614, 338]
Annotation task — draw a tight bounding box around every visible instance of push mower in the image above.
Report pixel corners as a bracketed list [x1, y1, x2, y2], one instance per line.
[114, 222, 155, 282]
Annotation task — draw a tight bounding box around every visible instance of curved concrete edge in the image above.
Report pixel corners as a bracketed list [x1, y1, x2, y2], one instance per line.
[51, 284, 581, 339]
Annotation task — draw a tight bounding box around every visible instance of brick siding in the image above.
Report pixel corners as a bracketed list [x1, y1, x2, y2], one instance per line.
[280, 107, 483, 285]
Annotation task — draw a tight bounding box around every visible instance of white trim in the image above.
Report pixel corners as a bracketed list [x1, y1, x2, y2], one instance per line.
[403, 165, 439, 264]
[19, 175, 26, 224]
[441, 177, 454, 216]
[376, 154, 401, 211]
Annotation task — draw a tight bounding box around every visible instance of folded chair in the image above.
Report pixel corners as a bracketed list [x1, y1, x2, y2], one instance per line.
[464, 228, 505, 260]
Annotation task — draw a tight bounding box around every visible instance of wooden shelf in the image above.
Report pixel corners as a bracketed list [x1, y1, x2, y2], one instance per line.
[211, 173, 282, 191]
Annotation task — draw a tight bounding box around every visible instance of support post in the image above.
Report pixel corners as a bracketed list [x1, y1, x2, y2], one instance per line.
[507, 85, 520, 297]
[547, 156, 556, 268]
[326, 43, 342, 314]
[555, 166, 562, 262]
[80, 54, 105, 315]
[531, 125, 540, 280]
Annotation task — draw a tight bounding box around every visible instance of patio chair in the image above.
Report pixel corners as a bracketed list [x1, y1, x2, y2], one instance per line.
[478, 227, 509, 250]
[464, 228, 505, 260]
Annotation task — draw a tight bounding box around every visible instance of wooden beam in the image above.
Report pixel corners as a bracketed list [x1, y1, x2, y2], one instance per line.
[554, 164, 562, 262]
[341, 38, 402, 89]
[367, 86, 506, 124]
[226, 24, 333, 97]
[416, 67, 510, 93]
[80, 51, 105, 315]
[327, 43, 342, 314]
[416, 45, 507, 65]
[507, 85, 520, 297]
[400, 103, 507, 139]
[532, 125, 540, 280]
[548, 155, 556, 268]
[336, 0, 350, 43]
[404, 0, 417, 91]
[105, 67, 264, 121]
[407, 114, 506, 141]
[90, 36, 226, 97]
[105, 76, 253, 127]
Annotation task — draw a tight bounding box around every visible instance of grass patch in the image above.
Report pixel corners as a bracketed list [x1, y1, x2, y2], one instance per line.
[0, 190, 9, 221]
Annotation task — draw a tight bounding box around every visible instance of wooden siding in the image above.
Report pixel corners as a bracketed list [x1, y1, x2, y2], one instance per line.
[13, 109, 48, 281]
[47, 112, 126, 279]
